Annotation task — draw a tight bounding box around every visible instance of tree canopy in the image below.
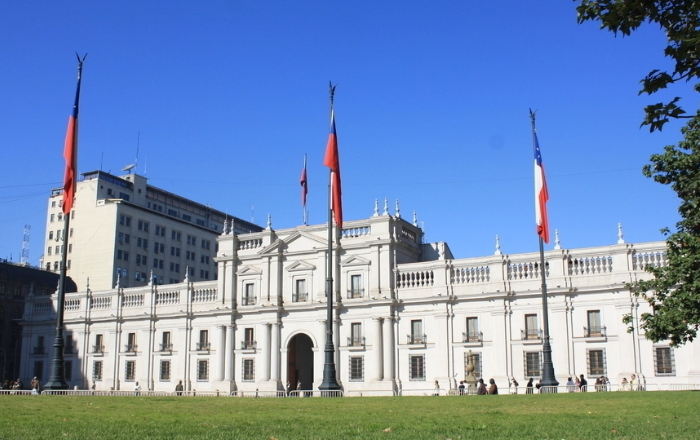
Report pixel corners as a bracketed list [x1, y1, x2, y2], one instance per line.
[576, 0, 700, 131]
[576, 0, 700, 345]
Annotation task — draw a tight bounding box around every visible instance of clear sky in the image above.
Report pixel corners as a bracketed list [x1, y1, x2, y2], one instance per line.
[0, 1, 694, 266]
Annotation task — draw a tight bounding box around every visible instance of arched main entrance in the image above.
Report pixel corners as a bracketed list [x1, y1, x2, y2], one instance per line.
[287, 333, 314, 390]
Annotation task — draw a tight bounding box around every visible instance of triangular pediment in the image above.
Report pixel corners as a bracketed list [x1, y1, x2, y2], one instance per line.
[237, 265, 262, 276]
[285, 260, 317, 272]
[259, 230, 329, 256]
[340, 255, 371, 267]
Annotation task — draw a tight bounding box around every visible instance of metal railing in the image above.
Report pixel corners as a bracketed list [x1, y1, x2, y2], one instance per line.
[347, 288, 364, 299]
[292, 292, 308, 302]
[584, 326, 607, 337]
[196, 342, 210, 351]
[521, 329, 542, 340]
[407, 334, 427, 345]
[462, 332, 483, 343]
[92, 345, 105, 354]
[124, 344, 138, 353]
[241, 340, 257, 350]
[347, 336, 365, 347]
[242, 296, 256, 306]
[399, 388, 447, 396]
[159, 344, 173, 352]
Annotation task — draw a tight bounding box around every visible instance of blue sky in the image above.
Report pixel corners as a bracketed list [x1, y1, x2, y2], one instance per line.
[0, 1, 694, 265]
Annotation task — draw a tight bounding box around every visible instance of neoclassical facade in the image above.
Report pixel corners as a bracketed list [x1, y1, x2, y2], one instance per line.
[21, 212, 700, 392]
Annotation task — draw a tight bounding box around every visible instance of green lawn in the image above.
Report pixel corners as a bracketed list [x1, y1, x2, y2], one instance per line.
[0, 391, 697, 439]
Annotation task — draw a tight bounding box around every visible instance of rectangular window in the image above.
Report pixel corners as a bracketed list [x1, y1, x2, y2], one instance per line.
[350, 322, 363, 346]
[654, 347, 675, 376]
[464, 352, 483, 379]
[155, 225, 166, 237]
[49, 231, 54, 240]
[409, 354, 426, 380]
[187, 235, 196, 246]
[118, 192, 130, 201]
[160, 360, 171, 381]
[47, 247, 52, 256]
[95, 334, 104, 353]
[244, 328, 255, 349]
[171, 230, 181, 241]
[294, 279, 307, 302]
[65, 334, 74, 354]
[65, 361, 73, 381]
[93, 361, 103, 381]
[410, 320, 424, 344]
[524, 314, 540, 340]
[33, 361, 44, 381]
[127, 332, 137, 352]
[524, 351, 542, 379]
[125, 360, 136, 381]
[243, 283, 255, 305]
[201, 239, 210, 250]
[586, 310, 603, 337]
[242, 359, 255, 381]
[349, 274, 363, 298]
[465, 317, 480, 342]
[197, 360, 209, 381]
[161, 332, 172, 351]
[198, 330, 209, 350]
[138, 220, 149, 232]
[587, 349, 606, 376]
[349, 356, 364, 381]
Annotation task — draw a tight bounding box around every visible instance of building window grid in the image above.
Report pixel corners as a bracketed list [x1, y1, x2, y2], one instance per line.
[587, 349, 607, 377]
[160, 360, 171, 381]
[349, 356, 364, 381]
[409, 354, 426, 381]
[242, 359, 255, 381]
[197, 360, 209, 381]
[524, 351, 542, 379]
[293, 279, 307, 302]
[654, 346, 675, 376]
[125, 360, 136, 381]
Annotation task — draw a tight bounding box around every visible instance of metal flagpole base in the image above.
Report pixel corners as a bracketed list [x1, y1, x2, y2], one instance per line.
[540, 336, 559, 393]
[319, 340, 341, 395]
[44, 330, 69, 391]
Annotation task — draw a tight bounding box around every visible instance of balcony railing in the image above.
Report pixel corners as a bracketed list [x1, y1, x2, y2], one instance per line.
[462, 331, 483, 343]
[521, 329, 543, 340]
[196, 342, 211, 351]
[125, 344, 138, 353]
[347, 288, 364, 299]
[347, 336, 365, 347]
[292, 292, 308, 302]
[64, 345, 76, 354]
[33, 347, 45, 355]
[160, 343, 173, 352]
[242, 296, 256, 306]
[241, 340, 257, 350]
[407, 334, 427, 345]
[584, 326, 607, 338]
[92, 345, 104, 354]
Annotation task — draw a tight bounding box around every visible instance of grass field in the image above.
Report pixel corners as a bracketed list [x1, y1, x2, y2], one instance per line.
[0, 391, 697, 439]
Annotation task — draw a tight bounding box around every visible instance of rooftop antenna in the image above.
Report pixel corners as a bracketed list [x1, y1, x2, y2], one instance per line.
[144, 154, 148, 176]
[21, 224, 30, 265]
[121, 132, 139, 174]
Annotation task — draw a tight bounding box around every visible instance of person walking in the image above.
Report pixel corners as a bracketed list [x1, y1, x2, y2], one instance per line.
[134, 381, 142, 396]
[175, 380, 184, 396]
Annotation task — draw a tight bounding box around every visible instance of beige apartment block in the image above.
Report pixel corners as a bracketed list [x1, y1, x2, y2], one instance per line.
[42, 171, 261, 291]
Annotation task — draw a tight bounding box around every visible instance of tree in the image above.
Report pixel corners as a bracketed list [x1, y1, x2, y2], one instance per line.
[625, 112, 700, 346]
[576, 0, 700, 132]
[576, 1, 700, 345]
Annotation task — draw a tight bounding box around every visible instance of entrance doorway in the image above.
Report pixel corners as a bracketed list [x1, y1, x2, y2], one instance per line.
[287, 333, 314, 390]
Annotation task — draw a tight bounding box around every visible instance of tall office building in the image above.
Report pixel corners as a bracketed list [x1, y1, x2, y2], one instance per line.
[42, 171, 261, 291]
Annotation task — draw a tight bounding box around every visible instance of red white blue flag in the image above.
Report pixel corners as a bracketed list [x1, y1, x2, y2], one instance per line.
[323, 109, 342, 228]
[300, 154, 308, 207]
[62, 57, 85, 215]
[533, 131, 549, 243]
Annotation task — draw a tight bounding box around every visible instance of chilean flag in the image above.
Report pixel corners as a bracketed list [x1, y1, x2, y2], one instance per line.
[300, 154, 308, 206]
[533, 131, 549, 243]
[323, 109, 342, 228]
[62, 58, 85, 215]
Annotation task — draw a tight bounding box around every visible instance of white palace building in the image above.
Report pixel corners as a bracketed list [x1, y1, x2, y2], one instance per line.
[19, 208, 700, 394]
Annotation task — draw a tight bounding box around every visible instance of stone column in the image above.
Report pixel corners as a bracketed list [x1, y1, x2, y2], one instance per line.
[270, 322, 280, 382]
[382, 316, 394, 380]
[225, 325, 234, 381]
[260, 323, 271, 381]
[217, 325, 226, 381]
[372, 317, 383, 381]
